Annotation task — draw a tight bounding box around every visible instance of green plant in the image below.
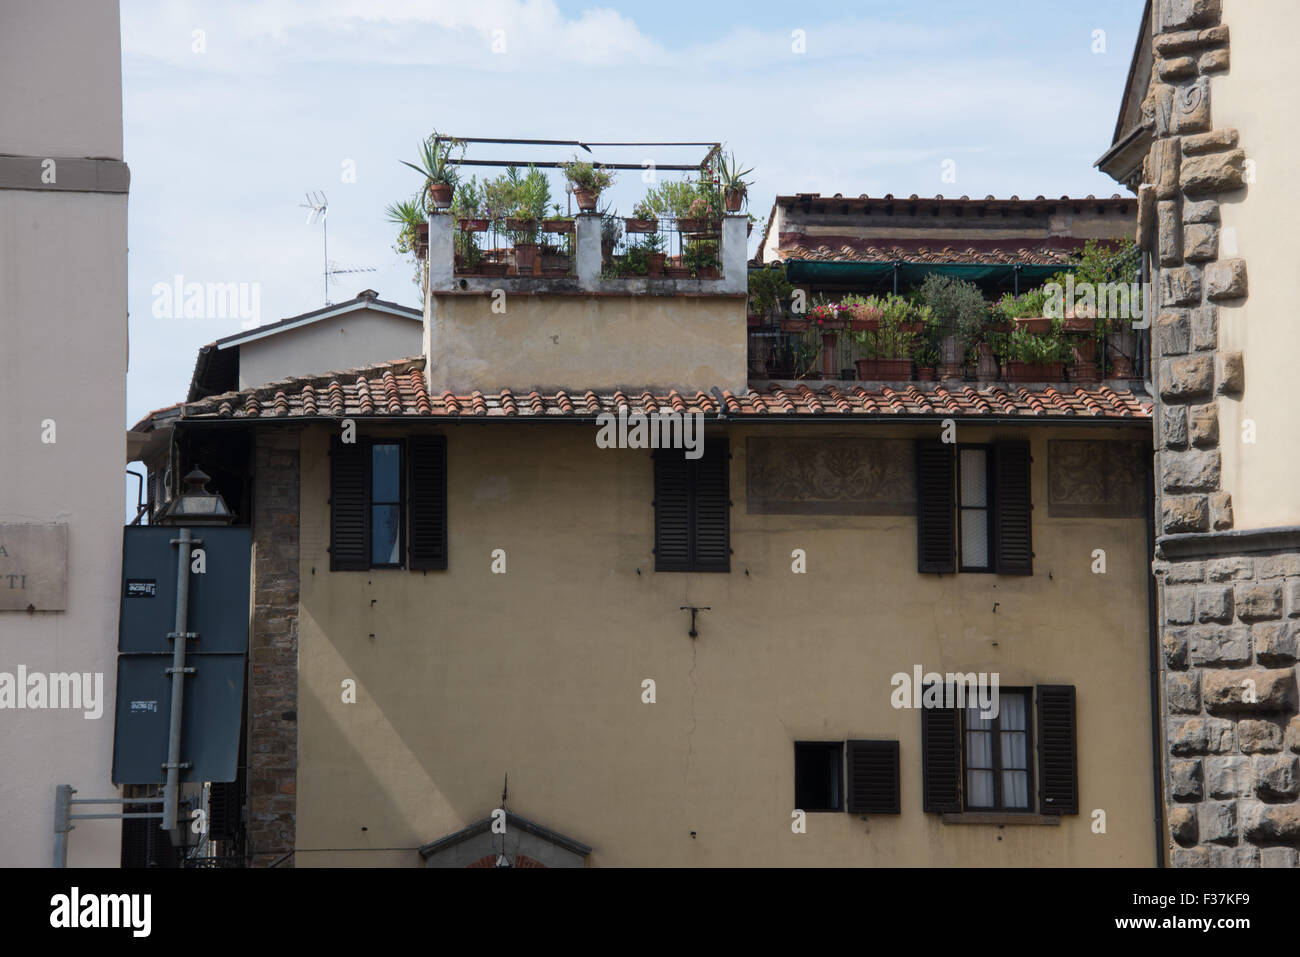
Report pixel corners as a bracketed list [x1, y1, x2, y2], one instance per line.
[853, 297, 919, 359]
[561, 156, 615, 193]
[919, 274, 987, 343]
[400, 132, 465, 210]
[482, 166, 551, 243]
[914, 341, 940, 368]
[718, 150, 753, 199]
[631, 198, 657, 220]
[385, 196, 423, 254]
[683, 239, 719, 276]
[1004, 326, 1071, 364]
[748, 265, 793, 319]
[1045, 237, 1143, 335]
[994, 287, 1048, 322]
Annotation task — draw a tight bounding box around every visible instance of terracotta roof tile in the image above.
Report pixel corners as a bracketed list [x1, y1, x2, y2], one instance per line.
[142, 356, 1152, 429]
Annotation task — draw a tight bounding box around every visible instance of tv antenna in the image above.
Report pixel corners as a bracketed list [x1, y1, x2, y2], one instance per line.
[300, 190, 331, 304]
[327, 263, 377, 293]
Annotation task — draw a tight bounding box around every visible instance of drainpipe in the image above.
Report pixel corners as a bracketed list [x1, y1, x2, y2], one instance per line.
[162, 527, 194, 842]
[1144, 449, 1166, 867]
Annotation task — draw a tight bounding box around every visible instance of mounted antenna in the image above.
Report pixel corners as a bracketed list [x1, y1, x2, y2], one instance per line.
[299, 191, 329, 304]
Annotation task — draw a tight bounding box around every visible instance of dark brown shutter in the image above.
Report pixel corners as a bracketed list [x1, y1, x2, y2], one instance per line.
[846, 740, 900, 814]
[1037, 685, 1078, 814]
[208, 781, 240, 842]
[691, 440, 731, 572]
[921, 694, 962, 812]
[653, 449, 691, 571]
[915, 440, 955, 573]
[408, 436, 448, 570]
[330, 438, 369, 571]
[120, 813, 149, 868]
[993, 441, 1033, 575]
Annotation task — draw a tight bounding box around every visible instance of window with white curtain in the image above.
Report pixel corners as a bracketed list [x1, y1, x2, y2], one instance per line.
[964, 690, 1031, 810]
[958, 446, 991, 570]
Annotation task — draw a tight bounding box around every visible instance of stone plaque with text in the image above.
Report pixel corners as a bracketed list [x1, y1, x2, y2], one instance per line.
[0, 524, 68, 611]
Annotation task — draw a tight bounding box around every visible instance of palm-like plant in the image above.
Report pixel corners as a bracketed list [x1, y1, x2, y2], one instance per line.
[718, 150, 754, 210]
[384, 197, 423, 254]
[400, 132, 464, 210]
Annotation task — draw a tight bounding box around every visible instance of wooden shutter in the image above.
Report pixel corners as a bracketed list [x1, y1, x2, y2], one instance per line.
[408, 436, 448, 570]
[1036, 685, 1078, 814]
[846, 740, 900, 814]
[691, 440, 731, 572]
[921, 696, 962, 812]
[208, 781, 241, 842]
[653, 449, 692, 571]
[915, 440, 955, 573]
[993, 441, 1033, 575]
[330, 438, 369, 571]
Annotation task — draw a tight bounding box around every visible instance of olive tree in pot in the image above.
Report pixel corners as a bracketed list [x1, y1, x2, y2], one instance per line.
[920, 274, 986, 379]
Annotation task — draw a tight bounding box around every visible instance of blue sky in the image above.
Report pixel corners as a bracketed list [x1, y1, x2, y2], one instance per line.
[121, 0, 1145, 427]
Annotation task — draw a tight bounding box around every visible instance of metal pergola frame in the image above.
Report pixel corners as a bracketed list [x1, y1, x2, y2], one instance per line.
[439, 136, 722, 173]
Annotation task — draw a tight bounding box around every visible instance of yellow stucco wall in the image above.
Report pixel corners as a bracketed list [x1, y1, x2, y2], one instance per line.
[1210, 0, 1300, 529]
[291, 420, 1155, 867]
[424, 294, 748, 395]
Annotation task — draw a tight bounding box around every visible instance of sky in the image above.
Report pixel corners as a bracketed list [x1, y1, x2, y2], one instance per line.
[121, 0, 1145, 429]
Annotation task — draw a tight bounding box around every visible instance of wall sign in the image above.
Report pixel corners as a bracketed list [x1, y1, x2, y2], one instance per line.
[0, 524, 68, 611]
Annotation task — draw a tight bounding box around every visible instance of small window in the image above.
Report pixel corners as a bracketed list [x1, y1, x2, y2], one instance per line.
[794, 742, 842, 812]
[958, 447, 992, 571]
[963, 690, 1032, 811]
[370, 442, 403, 567]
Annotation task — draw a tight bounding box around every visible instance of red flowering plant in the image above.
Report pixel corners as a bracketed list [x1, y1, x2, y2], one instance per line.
[808, 294, 851, 329]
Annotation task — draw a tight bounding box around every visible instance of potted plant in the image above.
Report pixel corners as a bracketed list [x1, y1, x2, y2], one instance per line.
[541, 205, 574, 234]
[400, 133, 464, 210]
[840, 294, 882, 331]
[1002, 325, 1070, 381]
[684, 239, 720, 279]
[561, 157, 615, 211]
[385, 197, 425, 259]
[539, 240, 570, 276]
[921, 274, 986, 380]
[809, 295, 848, 330]
[854, 310, 917, 381]
[643, 231, 667, 277]
[626, 199, 658, 234]
[748, 264, 793, 325]
[914, 342, 939, 381]
[718, 150, 753, 212]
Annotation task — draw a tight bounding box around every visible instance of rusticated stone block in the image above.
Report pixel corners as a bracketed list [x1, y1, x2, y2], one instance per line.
[1160, 354, 1213, 399]
[1181, 149, 1246, 194]
[1287, 581, 1300, 619]
[1217, 350, 1244, 395]
[1164, 495, 1209, 534]
[1198, 48, 1229, 73]
[1188, 403, 1218, 446]
[1168, 670, 1201, 712]
[1159, 267, 1202, 307]
[1189, 625, 1250, 666]
[1258, 556, 1300, 579]
[1183, 197, 1219, 224]
[1160, 0, 1222, 31]
[1254, 755, 1299, 800]
[1199, 800, 1237, 844]
[1207, 845, 1258, 867]
[1203, 668, 1297, 713]
[1154, 23, 1228, 56]
[1159, 55, 1197, 80]
[1288, 715, 1300, 754]
[1136, 184, 1157, 248]
[1168, 561, 1206, 583]
[1165, 627, 1191, 669]
[1183, 223, 1218, 262]
[1164, 449, 1220, 493]
[1157, 309, 1190, 353]
[1208, 557, 1252, 581]
[1170, 756, 1205, 797]
[1173, 78, 1211, 134]
[1262, 847, 1299, 868]
[1158, 200, 1183, 266]
[1206, 755, 1250, 798]
[1172, 845, 1211, 867]
[1162, 406, 1189, 448]
[1183, 129, 1238, 156]
[1238, 719, 1284, 754]
[1171, 717, 1235, 754]
[1206, 259, 1248, 301]
[1195, 585, 1233, 623]
[1253, 622, 1298, 666]
[1153, 138, 1182, 199]
[1169, 805, 1198, 846]
[1241, 802, 1300, 843]
[1210, 492, 1233, 531]
[1171, 720, 1209, 757]
[1234, 582, 1283, 621]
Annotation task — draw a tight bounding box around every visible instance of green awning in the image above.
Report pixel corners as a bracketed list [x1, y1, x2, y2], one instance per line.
[782, 260, 1076, 287]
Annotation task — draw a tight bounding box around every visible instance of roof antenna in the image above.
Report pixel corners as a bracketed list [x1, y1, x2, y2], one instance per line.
[300, 191, 329, 304]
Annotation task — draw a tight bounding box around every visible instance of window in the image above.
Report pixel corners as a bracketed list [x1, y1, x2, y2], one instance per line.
[795, 742, 843, 812]
[963, 689, 1031, 810]
[795, 740, 900, 814]
[653, 440, 730, 572]
[915, 440, 1033, 575]
[331, 435, 447, 571]
[921, 684, 1078, 816]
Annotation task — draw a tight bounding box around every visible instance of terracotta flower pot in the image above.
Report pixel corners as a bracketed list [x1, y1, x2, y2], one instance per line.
[976, 342, 999, 382]
[504, 218, 536, 233]
[781, 318, 809, 332]
[458, 218, 488, 232]
[849, 305, 882, 331]
[1013, 316, 1052, 334]
[677, 217, 706, 233]
[477, 262, 509, 277]
[540, 254, 569, 276]
[646, 252, 667, 277]
[724, 187, 744, 212]
[429, 182, 453, 209]
[856, 358, 913, 381]
[542, 218, 574, 234]
[695, 265, 720, 279]
[916, 367, 936, 382]
[1002, 360, 1065, 382]
[574, 187, 600, 211]
[512, 242, 539, 274]
[1063, 315, 1093, 334]
[664, 265, 690, 279]
[625, 218, 658, 234]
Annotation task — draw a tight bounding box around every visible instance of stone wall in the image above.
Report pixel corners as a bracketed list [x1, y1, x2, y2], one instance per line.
[1145, 0, 1300, 866]
[247, 429, 300, 866]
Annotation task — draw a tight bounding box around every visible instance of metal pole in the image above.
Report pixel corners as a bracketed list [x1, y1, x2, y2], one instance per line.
[53, 784, 73, 868]
[162, 528, 192, 840]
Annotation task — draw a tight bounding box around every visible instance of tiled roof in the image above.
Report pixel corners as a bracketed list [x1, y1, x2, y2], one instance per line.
[776, 241, 1082, 266]
[134, 357, 1151, 428]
